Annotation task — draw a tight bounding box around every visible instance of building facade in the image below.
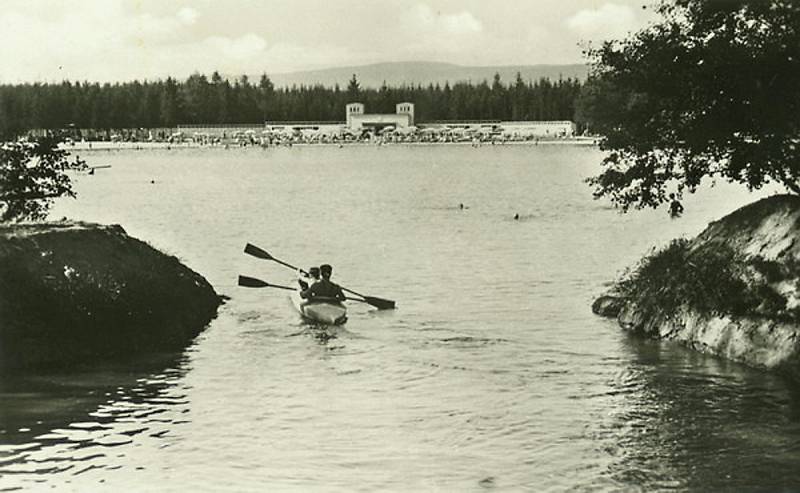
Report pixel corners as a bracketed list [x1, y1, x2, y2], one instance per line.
[346, 102, 415, 130]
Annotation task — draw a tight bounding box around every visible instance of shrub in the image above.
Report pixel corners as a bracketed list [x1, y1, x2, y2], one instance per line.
[615, 238, 785, 320]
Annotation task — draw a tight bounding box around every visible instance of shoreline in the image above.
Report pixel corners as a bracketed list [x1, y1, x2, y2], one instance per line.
[64, 138, 600, 152]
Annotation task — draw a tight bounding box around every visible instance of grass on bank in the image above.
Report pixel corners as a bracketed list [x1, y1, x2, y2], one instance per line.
[615, 238, 793, 321]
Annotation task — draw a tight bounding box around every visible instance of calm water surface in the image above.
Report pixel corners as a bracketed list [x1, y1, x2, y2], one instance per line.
[2, 144, 800, 491]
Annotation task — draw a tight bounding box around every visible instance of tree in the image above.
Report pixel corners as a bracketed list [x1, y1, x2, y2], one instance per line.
[490, 73, 506, 119]
[347, 74, 360, 100]
[258, 74, 275, 121]
[159, 77, 182, 127]
[0, 134, 86, 222]
[511, 72, 527, 120]
[182, 73, 211, 123]
[578, 0, 800, 211]
[0, 90, 15, 141]
[378, 80, 393, 113]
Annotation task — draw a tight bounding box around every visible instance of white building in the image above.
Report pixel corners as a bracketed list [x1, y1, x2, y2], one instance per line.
[346, 102, 415, 130]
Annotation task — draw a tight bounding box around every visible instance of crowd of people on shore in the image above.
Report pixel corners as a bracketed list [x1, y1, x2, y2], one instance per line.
[55, 125, 594, 148]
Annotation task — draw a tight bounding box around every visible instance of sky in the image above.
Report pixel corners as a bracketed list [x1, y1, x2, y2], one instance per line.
[0, 0, 659, 83]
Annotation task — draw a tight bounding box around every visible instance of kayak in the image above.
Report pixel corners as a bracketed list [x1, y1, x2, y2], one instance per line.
[290, 290, 347, 325]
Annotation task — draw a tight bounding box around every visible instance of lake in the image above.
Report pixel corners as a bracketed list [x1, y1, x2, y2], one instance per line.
[2, 144, 799, 491]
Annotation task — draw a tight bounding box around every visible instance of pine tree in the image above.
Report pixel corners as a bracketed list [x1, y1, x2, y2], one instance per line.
[347, 74, 360, 100]
[258, 74, 275, 122]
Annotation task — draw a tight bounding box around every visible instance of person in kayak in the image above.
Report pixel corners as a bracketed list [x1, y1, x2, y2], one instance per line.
[301, 264, 346, 302]
[298, 266, 320, 290]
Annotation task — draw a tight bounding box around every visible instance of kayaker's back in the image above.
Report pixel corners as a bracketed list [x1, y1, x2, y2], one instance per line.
[304, 279, 345, 301]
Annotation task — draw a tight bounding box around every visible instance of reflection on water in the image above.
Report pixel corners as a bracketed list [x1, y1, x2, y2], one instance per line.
[1, 145, 798, 491]
[595, 335, 800, 491]
[0, 351, 190, 491]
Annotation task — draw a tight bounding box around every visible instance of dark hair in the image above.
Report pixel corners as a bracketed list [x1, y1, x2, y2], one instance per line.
[309, 266, 320, 277]
[320, 264, 332, 276]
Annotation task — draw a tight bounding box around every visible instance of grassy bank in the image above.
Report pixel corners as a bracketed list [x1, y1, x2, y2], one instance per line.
[615, 238, 791, 322]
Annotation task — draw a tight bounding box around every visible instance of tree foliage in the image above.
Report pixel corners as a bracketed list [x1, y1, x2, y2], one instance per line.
[578, 0, 800, 211]
[0, 72, 582, 130]
[0, 135, 86, 222]
[347, 74, 361, 100]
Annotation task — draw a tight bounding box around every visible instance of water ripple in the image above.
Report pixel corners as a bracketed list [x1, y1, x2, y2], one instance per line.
[1, 145, 794, 491]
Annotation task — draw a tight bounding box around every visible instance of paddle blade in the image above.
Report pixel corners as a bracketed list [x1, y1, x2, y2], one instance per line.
[244, 243, 273, 260]
[238, 275, 270, 288]
[363, 296, 396, 310]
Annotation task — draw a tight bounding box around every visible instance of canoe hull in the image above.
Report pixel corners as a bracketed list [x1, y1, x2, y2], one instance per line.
[290, 291, 347, 325]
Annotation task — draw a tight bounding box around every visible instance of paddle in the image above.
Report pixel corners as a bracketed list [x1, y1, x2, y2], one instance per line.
[244, 243, 302, 272]
[243, 243, 396, 309]
[237, 275, 294, 291]
[237, 275, 374, 305]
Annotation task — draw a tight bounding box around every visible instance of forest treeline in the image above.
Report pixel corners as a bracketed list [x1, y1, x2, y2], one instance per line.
[0, 72, 582, 136]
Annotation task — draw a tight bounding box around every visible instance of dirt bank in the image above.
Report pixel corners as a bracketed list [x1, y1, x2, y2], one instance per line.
[594, 195, 800, 379]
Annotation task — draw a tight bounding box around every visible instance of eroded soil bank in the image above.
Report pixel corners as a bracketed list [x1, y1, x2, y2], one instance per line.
[594, 195, 800, 380]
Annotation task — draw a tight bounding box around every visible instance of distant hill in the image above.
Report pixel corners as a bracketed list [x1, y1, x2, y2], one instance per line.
[260, 61, 588, 89]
